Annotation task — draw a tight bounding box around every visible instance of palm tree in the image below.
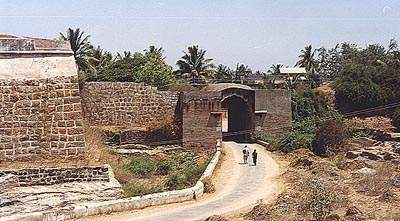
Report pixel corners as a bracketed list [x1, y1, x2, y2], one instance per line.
[116, 51, 132, 60]
[234, 63, 252, 83]
[295, 45, 318, 74]
[60, 28, 95, 72]
[214, 64, 234, 82]
[296, 45, 321, 88]
[175, 45, 215, 84]
[90, 46, 113, 72]
[144, 45, 165, 60]
[267, 64, 283, 75]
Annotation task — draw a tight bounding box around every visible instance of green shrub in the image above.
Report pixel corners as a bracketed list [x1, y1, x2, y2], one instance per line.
[165, 172, 185, 190]
[303, 178, 337, 221]
[181, 161, 206, 185]
[279, 130, 315, 153]
[122, 183, 163, 197]
[292, 90, 329, 120]
[252, 130, 280, 147]
[313, 120, 348, 156]
[125, 156, 156, 178]
[393, 108, 400, 130]
[155, 158, 174, 175]
[352, 130, 370, 138]
[334, 63, 381, 110]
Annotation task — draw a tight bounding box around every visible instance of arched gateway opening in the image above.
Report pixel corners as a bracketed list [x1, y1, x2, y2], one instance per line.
[221, 95, 252, 141]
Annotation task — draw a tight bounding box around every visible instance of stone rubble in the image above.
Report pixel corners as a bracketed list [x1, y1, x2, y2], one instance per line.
[346, 139, 400, 162]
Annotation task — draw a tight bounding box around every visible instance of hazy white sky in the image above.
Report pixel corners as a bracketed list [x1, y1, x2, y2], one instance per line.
[1, 0, 400, 71]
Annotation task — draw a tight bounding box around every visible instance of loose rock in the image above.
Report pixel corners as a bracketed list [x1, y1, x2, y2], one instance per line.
[352, 167, 378, 175]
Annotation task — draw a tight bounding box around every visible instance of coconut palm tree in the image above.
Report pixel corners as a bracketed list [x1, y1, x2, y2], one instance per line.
[60, 28, 95, 72]
[144, 45, 165, 60]
[296, 45, 318, 74]
[214, 64, 234, 82]
[90, 46, 113, 72]
[234, 63, 252, 83]
[175, 45, 215, 84]
[267, 64, 283, 75]
[116, 51, 132, 60]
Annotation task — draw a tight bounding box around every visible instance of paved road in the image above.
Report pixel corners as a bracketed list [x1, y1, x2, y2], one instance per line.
[78, 142, 282, 221]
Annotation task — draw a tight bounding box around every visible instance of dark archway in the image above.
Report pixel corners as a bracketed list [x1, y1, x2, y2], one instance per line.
[221, 95, 252, 141]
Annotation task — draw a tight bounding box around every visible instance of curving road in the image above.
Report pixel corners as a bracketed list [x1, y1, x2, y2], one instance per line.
[76, 142, 282, 221]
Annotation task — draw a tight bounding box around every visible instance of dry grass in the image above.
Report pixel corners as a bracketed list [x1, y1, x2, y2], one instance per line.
[345, 116, 396, 133]
[202, 177, 216, 193]
[83, 124, 134, 183]
[353, 163, 399, 197]
[237, 148, 400, 221]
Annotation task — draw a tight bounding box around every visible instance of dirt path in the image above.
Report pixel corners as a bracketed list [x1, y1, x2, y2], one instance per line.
[75, 142, 283, 221]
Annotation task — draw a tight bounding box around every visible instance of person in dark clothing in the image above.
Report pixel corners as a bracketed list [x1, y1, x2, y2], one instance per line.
[252, 149, 258, 166]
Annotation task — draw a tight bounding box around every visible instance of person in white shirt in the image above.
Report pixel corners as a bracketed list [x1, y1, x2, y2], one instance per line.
[242, 145, 250, 164]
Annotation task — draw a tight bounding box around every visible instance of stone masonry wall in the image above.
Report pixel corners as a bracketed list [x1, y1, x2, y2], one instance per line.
[81, 82, 179, 128]
[182, 91, 222, 149]
[0, 165, 109, 186]
[255, 89, 292, 135]
[0, 76, 86, 162]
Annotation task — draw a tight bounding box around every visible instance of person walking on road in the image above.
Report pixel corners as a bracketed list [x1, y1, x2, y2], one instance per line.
[252, 149, 258, 166]
[242, 145, 250, 164]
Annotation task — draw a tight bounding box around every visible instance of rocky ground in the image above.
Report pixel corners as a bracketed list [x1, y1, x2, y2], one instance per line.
[229, 140, 400, 221]
[219, 124, 400, 221]
[0, 178, 122, 218]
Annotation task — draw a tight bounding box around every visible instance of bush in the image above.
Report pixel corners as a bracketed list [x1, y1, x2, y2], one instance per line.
[292, 90, 329, 120]
[279, 130, 315, 153]
[334, 63, 381, 111]
[122, 183, 163, 197]
[351, 130, 370, 138]
[303, 179, 337, 221]
[155, 158, 174, 175]
[313, 120, 348, 156]
[251, 130, 280, 147]
[181, 161, 207, 185]
[393, 108, 400, 130]
[125, 156, 156, 178]
[165, 172, 185, 190]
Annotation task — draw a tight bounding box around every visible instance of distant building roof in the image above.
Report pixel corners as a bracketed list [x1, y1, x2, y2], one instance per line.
[279, 67, 307, 74]
[202, 83, 253, 91]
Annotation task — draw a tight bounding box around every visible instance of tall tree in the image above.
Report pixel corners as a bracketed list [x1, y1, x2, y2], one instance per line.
[234, 63, 252, 83]
[60, 28, 95, 72]
[144, 45, 165, 60]
[267, 64, 283, 75]
[296, 45, 321, 88]
[90, 46, 113, 70]
[116, 51, 132, 60]
[296, 45, 318, 74]
[175, 45, 215, 84]
[214, 64, 234, 82]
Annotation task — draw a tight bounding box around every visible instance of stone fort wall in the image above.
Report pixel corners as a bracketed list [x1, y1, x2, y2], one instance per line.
[80, 82, 180, 128]
[0, 76, 85, 162]
[0, 165, 109, 186]
[255, 89, 292, 135]
[0, 36, 86, 163]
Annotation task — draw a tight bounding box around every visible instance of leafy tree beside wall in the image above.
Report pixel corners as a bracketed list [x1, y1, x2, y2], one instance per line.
[61, 28, 176, 90]
[136, 57, 175, 90]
